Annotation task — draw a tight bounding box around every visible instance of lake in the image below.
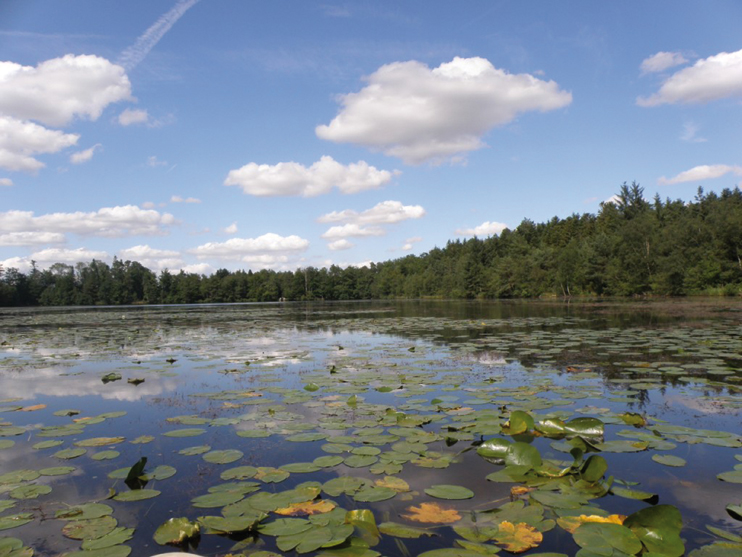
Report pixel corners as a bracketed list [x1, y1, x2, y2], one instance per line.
[0, 300, 740, 557]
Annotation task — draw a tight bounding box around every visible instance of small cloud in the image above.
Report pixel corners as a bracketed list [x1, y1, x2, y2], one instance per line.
[118, 108, 149, 126]
[141, 201, 156, 209]
[638, 48, 742, 106]
[680, 122, 707, 143]
[455, 221, 508, 237]
[170, 195, 201, 203]
[224, 156, 398, 197]
[603, 194, 622, 205]
[180, 262, 215, 275]
[658, 164, 742, 185]
[70, 143, 102, 164]
[321, 223, 385, 240]
[222, 222, 238, 235]
[318, 200, 425, 225]
[640, 51, 689, 74]
[401, 236, 422, 251]
[583, 196, 599, 204]
[147, 156, 167, 167]
[328, 239, 354, 251]
[0, 178, 12, 186]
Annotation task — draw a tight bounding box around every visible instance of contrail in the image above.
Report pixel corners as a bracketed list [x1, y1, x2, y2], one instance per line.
[117, 0, 201, 71]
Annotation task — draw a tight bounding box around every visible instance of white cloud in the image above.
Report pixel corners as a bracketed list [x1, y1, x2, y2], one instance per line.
[455, 221, 508, 237]
[321, 223, 385, 240]
[117, 0, 202, 71]
[118, 244, 183, 271]
[680, 122, 707, 143]
[118, 108, 149, 126]
[0, 205, 176, 238]
[0, 55, 132, 127]
[0, 256, 31, 272]
[224, 155, 397, 197]
[190, 233, 310, 261]
[316, 56, 572, 164]
[318, 200, 425, 225]
[402, 236, 422, 251]
[640, 51, 688, 74]
[222, 222, 238, 235]
[147, 155, 167, 167]
[170, 195, 201, 203]
[0, 115, 78, 172]
[70, 143, 102, 164]
[603, 194, 622, 206]
[180, 262, 215, 275]
[658, 164, 742, 185]
[0, 178, 12, 186]
[0, 231, 66, 246]
[328, 239, 354, 251]
[638, 48, 742, 106]
[141, 201, 156, 209]
[30, 247, 109, 266]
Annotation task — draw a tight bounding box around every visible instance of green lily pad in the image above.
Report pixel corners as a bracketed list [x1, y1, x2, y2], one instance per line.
[652, 454, 686, 467]
[56, 503, 113, 521]
[9, 485, 52, 500]
[62, 516, 118, 540]
[141, 465, 176, 481]
[32, 440, 62, 450]
[717, 470, 742, 483]
[163, 428, 206, 437]
[74, 437, 125, 447]
[379, 522, 435, 539]
[260, 518, 313, 536]
[54, 448, 87, 459]
[221, 465, 258, 480]
[344, 455, 378, 468]
[624, 504, 684, 557]
[203, 449, 243, 464]
[153, 517, 200, 545]
[424, 485, 474, 500]
[39, 466, 76, 476]
[199, 514, 263, 534]
[91, 450, 120, 461]
[179, 445, 211, 456]
[573, 522, 642, 555]
[0, 513, 33, 531]
[81, 527, 135, 550]
[112, 489, 160, 502]
[191, 491, 244, 508]
[286, 432, 328, 443]
[352, 486, 397, 502]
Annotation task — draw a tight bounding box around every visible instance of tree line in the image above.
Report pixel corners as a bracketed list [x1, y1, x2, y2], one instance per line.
[2, 183, 742, 307]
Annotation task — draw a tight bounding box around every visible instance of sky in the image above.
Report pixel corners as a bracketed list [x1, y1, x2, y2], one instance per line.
[1, 1, 741, 276]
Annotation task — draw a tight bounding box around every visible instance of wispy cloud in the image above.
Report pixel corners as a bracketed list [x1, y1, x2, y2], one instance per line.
[118, 0, 201, 71]
[658, 164, 742, 185]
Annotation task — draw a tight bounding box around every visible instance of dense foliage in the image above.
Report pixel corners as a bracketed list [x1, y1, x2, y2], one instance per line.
[3, 183, 742, 306]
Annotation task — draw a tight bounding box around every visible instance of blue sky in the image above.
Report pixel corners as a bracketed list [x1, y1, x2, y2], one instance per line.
[1, 1, 741, 275]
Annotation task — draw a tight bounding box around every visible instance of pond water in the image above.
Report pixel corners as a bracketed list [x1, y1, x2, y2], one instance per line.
[0, 300, 740, 557]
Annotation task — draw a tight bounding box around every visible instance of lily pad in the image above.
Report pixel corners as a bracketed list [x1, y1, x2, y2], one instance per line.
[153, 517, 200, 545]
[424, 484, 474, 500]
[62, 516, 118, 540]
[112, 489, 160, 502]
[203, 449, 243, 464]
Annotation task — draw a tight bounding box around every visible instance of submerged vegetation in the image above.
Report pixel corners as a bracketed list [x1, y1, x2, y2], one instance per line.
[0, 301, 740, 555]
[3, 183, 742, 306]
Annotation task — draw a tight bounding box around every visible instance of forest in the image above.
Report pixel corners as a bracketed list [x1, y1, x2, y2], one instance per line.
[2, 183, 742, 306]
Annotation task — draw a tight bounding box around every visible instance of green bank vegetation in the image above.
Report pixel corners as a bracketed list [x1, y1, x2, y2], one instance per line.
[3, 183, 742, 306]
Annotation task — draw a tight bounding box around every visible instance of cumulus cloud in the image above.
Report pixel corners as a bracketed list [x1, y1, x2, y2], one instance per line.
[170, 195, 201, 203]
[316, 56, 572, 164]
[658, 164, 742, 185]
[640, 51, 688, 74]
[190, 233, 310, 261]
[328, 239, 354, 251]
[0, 55, 132, 127]
[0, 115, 78, 172]
[0, 178, 11, 186]
[117, 0, 202, 71]
[118, 108, 149, 126]
[70, 143, 102, 164]
[118, 244, 183, 270]
[318, 200, 425, 225]
[180, 262, 215, 275]
[222, 222, 238, 235]
[29, 247, 109, 266]
[321, 224, 385, 240]
[402, 236, 422, 251]
[638, 48, 742, 106]
[0, 205, 176, 238]
[455, 221, 508, 237]
[224, 155, 397, 197]
[0, 231, 66, 247]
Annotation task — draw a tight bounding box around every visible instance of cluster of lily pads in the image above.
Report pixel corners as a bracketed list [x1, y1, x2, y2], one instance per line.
[0, 302, 740, 557]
